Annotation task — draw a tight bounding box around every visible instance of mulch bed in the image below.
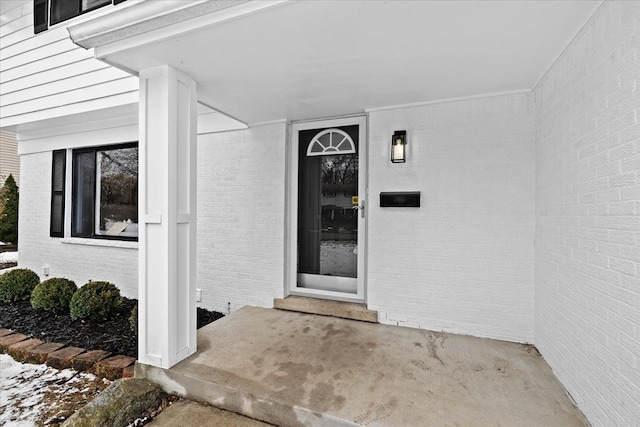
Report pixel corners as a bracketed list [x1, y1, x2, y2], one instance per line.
[0, 298, 224, 358]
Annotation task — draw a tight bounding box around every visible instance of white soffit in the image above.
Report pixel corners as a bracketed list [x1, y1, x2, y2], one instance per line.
[83, 0, 603, 123]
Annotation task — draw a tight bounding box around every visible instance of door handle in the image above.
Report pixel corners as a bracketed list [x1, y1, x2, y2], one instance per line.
[359, 200, 365, 218]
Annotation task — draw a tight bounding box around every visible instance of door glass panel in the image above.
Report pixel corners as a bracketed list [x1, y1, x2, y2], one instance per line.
[298, 125, 359, 291]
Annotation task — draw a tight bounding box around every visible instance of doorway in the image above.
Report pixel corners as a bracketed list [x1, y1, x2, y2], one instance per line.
[289, 116, 366, 302]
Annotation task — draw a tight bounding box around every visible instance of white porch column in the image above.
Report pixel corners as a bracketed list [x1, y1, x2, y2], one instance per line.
[138, 65, 197, 368]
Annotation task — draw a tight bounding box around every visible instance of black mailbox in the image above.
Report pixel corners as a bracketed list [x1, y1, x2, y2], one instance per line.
[380, 192, 420, 207]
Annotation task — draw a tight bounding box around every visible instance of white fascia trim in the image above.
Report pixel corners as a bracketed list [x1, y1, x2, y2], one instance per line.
[364, 89, 532, 113]
[69, 0, 290, 60]
[68, 0, 210, 48]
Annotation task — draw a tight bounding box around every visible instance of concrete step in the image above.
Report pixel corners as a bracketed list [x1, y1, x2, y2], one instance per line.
[136, 308, 371, 426]
[273, 296, 378, 323]
[147, 399, 270, 427]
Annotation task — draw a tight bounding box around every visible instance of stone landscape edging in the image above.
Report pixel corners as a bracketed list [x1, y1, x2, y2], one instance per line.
[0, 327, 135, 379]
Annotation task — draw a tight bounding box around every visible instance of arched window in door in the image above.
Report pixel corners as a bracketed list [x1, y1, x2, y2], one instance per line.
[306, 128, 356, 156]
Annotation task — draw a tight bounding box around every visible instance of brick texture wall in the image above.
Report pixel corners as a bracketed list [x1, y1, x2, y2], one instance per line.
[12, 3, 638, 422]
[197, 123, 287, 313]
[17, 121, 286, 308]
[534, 2, 640, 425]
[19, 150, 138, 297]
[367, 92, 536, 343]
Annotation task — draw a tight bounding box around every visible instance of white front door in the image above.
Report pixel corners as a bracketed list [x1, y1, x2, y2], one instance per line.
[289, 116, 367, 302]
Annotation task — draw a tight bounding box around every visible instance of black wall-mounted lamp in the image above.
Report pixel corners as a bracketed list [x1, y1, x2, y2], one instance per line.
[391, 130, 407, 163]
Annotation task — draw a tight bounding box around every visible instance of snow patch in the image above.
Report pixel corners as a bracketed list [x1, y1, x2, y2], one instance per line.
[0, 354, 102, 426]
[0, 251, 18, 263]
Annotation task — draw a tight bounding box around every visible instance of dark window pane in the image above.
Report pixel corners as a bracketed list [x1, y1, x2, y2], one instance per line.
[82, 0, 110, 12]
[298, 125, 359, 279]
[50, 0, 80, 25]
[96, 147, 138, 238]
[71, 144, 138, 240]
[71, 150, 95, 237]
[49, 0, 112, 26]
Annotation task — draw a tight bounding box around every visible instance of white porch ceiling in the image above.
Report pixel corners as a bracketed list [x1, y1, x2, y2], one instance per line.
[77, 0, 602, 124]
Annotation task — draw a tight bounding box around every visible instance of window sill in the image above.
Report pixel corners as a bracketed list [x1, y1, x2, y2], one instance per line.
[60, 237, 138, 250]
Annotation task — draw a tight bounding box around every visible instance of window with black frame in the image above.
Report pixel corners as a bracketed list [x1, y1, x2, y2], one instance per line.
[34, 0, 127, 33]
[71, 143, 138, 240]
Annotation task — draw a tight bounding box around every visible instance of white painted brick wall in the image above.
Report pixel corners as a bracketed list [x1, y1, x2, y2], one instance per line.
[11, 4, 637, 423]
[534, 1, 640, 425]
[196, 123, 287, 314]
[367, 92, 536, 343]
[19, 151, 138, 298]
[17, 120, 286, 309]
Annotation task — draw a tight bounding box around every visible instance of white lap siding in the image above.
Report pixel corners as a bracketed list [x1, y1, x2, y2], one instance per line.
[0, 1, 138, 129]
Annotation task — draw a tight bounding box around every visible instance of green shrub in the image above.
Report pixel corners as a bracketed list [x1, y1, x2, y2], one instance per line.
[0, 174, 19, 244]
[0, 268, 40, 303]
[129, 302, 138, 334]
[70, 281, 122, 321]
[30, 278, 77, 312]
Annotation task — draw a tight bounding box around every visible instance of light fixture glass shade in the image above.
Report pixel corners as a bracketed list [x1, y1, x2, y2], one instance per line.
[391, 130, 406, 163]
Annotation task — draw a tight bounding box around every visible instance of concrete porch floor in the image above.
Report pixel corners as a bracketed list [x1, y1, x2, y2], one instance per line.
[136, 306, 589, 427]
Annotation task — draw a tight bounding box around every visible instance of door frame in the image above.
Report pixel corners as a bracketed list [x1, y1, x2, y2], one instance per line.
[286, 115, 367, 303]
